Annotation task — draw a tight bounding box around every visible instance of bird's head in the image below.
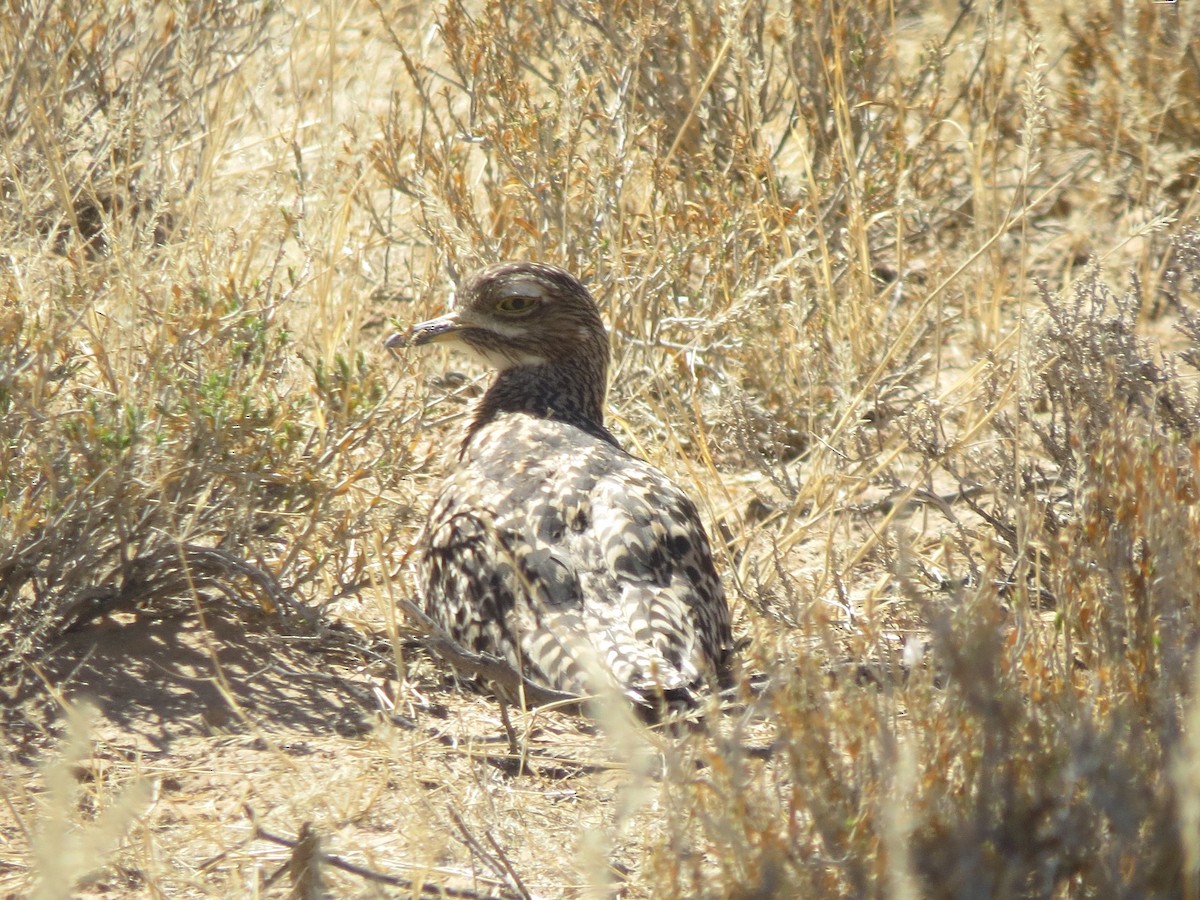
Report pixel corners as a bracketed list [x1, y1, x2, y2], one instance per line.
[386, 262, 608, 372]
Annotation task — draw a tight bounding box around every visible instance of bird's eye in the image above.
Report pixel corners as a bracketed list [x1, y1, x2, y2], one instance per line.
[495, 295, 538, 315]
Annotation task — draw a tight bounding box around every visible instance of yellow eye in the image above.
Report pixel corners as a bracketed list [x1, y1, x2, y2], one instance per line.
[496, 295, 538, 315]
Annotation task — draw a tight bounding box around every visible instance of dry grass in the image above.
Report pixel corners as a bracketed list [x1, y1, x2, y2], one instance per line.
[2, 0, 1199, 896]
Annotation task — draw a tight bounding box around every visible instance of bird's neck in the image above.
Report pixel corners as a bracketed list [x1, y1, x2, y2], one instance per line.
[464, 362, 618, 449]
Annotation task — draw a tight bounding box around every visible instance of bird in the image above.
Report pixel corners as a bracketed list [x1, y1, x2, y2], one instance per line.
[386, 261, 732, 712]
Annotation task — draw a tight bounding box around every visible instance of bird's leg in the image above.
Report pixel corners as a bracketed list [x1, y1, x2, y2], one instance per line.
[496, 696, 525, 775]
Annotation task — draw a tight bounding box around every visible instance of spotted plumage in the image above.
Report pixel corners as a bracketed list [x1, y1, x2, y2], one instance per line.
[387, 262, 732, 710]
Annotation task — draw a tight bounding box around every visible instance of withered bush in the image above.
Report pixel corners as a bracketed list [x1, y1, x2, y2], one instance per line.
[640, 237, 1200, 898]
[0, 3, 402, 679]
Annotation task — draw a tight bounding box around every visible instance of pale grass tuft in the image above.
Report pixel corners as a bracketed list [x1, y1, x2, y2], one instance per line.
[31, 703, 151, 900]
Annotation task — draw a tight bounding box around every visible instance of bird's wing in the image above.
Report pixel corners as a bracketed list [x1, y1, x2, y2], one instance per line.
[569, 456, 731, 699]
[423, 417, 730, 704]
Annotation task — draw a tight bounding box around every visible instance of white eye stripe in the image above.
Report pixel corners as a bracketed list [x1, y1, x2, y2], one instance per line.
[463, 343, 546, 368]
[482, 318, 542, 339]
[500, 276, 549, 299]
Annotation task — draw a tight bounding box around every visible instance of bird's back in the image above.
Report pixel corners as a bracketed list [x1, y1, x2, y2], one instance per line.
[421, 410, 731, 707]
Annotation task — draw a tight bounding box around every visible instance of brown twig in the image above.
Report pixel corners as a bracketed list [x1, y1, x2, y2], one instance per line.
[248, 809, 525, 900]
[446, 805, 533, 900]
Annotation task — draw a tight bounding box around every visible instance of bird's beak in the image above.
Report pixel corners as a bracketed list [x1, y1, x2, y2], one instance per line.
[384, 312, 462, 351]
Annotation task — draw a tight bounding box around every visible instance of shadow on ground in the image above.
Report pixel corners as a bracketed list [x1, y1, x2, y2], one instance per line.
[9, 607, 382, 756]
